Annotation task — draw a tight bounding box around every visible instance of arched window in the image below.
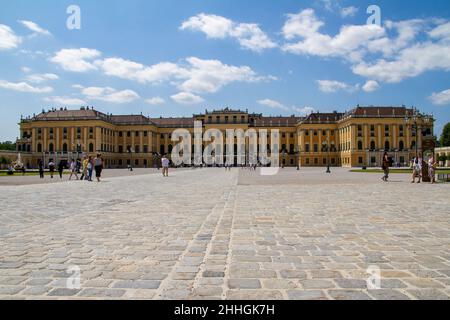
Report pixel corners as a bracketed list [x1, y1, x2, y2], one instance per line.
[63, 143, 68, 153]
[37, 143, 42, 153]
[399, 140, 404, 151]
[89, 143, 94, 153]
[411, 141, 416, 150]
[49, 143, 54, 153]
[357, 141, 363, 151]
[160, 145, 165, 154]
[384, 141, 390, 151]
[18, 145, 22, 151]
[168, 144, 173, 154]
[370, 141, 376, 151]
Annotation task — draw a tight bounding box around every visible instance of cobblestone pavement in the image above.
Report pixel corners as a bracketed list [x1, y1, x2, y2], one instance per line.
[0, 168, 449, 300]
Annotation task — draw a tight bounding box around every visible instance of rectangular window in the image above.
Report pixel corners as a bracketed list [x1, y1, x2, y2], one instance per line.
[144, 131, 148, 137]
[119, 131, 123, 137]
[127, 131, 131, 137]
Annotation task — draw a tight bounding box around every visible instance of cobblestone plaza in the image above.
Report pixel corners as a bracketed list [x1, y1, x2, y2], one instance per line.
[0, 168, 449, 300]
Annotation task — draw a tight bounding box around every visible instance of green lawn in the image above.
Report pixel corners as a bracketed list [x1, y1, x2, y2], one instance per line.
[351, 169, 450, 174]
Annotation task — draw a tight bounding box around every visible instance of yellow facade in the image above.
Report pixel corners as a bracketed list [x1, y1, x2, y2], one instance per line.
[16, 106, 435, 168]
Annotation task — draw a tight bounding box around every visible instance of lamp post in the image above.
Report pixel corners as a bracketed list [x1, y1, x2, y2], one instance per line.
[128, 147, 134, 171]
[282, 150, 287, 169]
[404, 109, 419, 160]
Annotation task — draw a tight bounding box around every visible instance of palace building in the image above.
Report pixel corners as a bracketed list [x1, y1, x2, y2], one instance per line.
[16, 106, 435, 169]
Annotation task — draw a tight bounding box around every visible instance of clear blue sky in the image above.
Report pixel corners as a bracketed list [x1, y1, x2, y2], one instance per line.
[1, 0, 449, 141]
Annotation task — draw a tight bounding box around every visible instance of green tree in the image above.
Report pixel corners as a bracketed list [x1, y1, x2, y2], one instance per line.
[0, 141, 16, 151]
[441, 123, 450, 147]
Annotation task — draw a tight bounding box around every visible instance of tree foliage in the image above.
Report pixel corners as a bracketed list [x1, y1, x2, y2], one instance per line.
[440, 123, 450, 147]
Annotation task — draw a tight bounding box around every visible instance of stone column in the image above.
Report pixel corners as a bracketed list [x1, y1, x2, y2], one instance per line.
[364, 124, 368, 150]
[95, 127, 101, 152]
[32, 128, 36, 152]
[43, 128, 48, 152]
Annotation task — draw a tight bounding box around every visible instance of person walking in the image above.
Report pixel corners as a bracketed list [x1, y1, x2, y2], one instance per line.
[57, 160, 64, 179]
[161, 154, 170, 177]
[38, 159, 44, 179]
[94, 153, 103, 182]
[428, 154, 437, 184]
[381, 152, 390, 182]
[48, 159, 55, 179]
[69, 159, 79, 180]
[411, 154, 423, 183]
[87, 156, 94, 181]
[80, 156, 88, 181]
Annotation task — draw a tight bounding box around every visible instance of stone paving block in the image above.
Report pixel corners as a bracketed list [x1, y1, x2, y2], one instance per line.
[0, 286, 25, 295]
[79, 288, 125, 298]
[112, 280, 160, 289]
[287, 290, 327, 300]
[228, 279, 261, 289]
[48, 288, 81, 296]
[328, 290, 372, 300]
[368, 289, 411, 300]
[226, 290, 283, 300]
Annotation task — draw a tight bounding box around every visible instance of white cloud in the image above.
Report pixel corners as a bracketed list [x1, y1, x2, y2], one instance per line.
[429, 88, 450, 106]
[0, 24, 22, 50]
[21, 67, 31, 73]
[282, 9, 385, 61]
[0, 80, 53, 93]
[281, 11, 450, 85]
[51, 48, 274, 96]
[95, 57, 184, 83]
[50, 48, 102, 72]
[352, 42, 450, 83]
[181, 13, 277, 52]
[257, 99, 289, 110]
[340, 6, 358, 18]
[366, 19, 425, 56]
[18, 20, 51, 36]
[146, 97, 165, 105]
[293, 106, 315, 115]
[171, 92, 204, 105]
[44, 96, 86, 106]
[362, 80, 380, 92]
[178, 57, 267, 94]
[429, 22, 450, 41]
[317, 80, 359, 93]
[26, 73, 59, 83]
[80, 86, 140, 104]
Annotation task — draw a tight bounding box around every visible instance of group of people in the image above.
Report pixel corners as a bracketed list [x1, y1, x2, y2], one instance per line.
[381, 151, 437, 184]
[37, 153, 104, 182]
[410, 153, 437, 184]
